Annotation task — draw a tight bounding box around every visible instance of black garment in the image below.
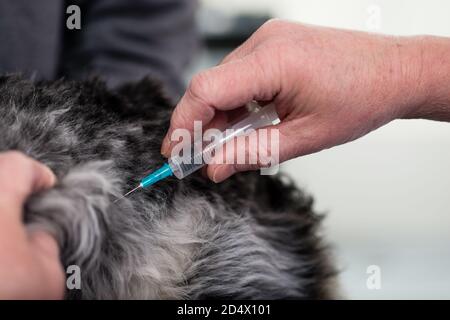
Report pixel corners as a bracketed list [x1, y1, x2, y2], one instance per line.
[0, 0, 198, 99]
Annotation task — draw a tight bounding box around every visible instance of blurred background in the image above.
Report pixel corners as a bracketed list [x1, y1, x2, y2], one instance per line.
[186, 0, 450, 299]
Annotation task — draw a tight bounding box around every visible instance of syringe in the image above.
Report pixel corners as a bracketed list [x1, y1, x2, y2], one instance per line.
[118, 102, 279, 200]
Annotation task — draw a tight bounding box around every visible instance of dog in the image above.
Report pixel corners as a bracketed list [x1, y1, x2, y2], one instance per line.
[0, 74, 335, 299]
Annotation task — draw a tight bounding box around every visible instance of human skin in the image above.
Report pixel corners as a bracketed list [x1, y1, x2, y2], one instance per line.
[161, 19, 450, 182]
[0, 151, 64, 299]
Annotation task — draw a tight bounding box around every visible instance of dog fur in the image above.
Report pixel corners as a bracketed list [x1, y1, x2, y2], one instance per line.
[0, 75, 335, 299]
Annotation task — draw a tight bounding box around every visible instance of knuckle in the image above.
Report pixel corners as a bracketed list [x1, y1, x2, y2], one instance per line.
[261, 18, 281, 29]
[250, 49, 268, 69]
[186, 71, 217, 117]
[188, 71, 211, 99]
[260, 18, 284, 32]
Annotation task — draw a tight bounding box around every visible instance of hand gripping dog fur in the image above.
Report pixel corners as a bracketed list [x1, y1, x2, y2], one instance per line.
[0, 75, 335, 299]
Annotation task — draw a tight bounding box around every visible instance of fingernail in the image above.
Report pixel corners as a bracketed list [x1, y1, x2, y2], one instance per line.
[42, 165, 57, 187]
[212, 167, 221, 183]
[161, 136, 170, 157]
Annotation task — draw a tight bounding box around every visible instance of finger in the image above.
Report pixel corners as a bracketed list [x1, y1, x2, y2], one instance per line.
[161, 52, 281, 157]
[28, 231, 65, 299]
[29, 161, 56, 193]
[0, 229, 64, 300]
[206, 126, 280, 183]
[0, 152, 56, 215]
[206, 118, 323, 182]
[203, 107, 249, 132]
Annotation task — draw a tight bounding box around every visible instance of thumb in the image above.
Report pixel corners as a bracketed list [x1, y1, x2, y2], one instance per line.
[0, 152, 56, 217]
[161, 52, 282, 157]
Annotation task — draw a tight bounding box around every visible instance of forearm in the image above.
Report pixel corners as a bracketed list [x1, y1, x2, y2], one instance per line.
[405, 36, 450, 121]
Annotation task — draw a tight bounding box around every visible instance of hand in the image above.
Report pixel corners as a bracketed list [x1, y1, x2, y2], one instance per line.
[0, 151, 64, 299]
[161, 19, 431, 182]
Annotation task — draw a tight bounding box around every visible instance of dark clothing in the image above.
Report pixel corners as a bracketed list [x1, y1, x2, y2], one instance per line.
[0, 0, 198, 99]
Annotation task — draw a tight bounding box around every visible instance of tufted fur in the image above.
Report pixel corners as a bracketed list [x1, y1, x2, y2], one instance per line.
[0, 75, 335, 299]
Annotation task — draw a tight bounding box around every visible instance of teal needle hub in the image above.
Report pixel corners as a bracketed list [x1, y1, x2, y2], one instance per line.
[141, 162, 173, 188]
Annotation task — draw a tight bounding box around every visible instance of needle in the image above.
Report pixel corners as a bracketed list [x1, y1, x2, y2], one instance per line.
[114, 184, 142, 203]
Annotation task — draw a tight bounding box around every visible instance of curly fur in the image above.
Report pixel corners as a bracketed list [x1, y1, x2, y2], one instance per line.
[0, 75, 335, 299]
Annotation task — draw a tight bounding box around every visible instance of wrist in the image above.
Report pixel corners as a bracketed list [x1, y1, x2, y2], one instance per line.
[401, 35, 450, 120]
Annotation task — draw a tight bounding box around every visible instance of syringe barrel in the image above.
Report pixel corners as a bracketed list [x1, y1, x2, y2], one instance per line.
[168, 103, 279, 180]
[168, 152, 203, 179]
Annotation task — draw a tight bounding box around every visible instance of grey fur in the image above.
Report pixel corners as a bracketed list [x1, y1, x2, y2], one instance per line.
[0, 75, 335, 299]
